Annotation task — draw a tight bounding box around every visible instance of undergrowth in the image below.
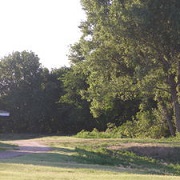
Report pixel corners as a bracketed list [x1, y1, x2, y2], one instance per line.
[75, 124, 122, 138]
[76, 125, 180, 140]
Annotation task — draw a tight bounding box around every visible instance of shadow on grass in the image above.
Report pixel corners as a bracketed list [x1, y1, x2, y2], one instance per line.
[74, 147, 180, 175]
[1, 145, 180, 176]
[0, 133, 49, 141]
[0, 142, 17, 150]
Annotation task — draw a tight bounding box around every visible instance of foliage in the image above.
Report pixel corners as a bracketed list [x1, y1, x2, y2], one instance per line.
[59, 66, 96, 133]
[65, 0, 180, 136]
[76, 128, 120, 138]
[75, 124, 127, 139]
[0, 51, 64, 133]
[76, 116, 169, 139]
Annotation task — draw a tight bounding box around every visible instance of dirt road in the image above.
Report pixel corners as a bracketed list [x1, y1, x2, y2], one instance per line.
[0, 140, 51, 159]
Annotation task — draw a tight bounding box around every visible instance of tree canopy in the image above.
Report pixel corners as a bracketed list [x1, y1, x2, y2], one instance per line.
[65, 0, 180, 136]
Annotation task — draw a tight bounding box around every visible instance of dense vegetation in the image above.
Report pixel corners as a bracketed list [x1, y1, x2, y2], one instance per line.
[0, 0, 180, 138]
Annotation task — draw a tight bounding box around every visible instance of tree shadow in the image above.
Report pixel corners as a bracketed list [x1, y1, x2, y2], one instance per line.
[0, 142, 17, 150]
[53, 147, 76, 153]
[0, 133, 49, 141]
[0, 150, 125, 174]
[73, 147, 180, 175]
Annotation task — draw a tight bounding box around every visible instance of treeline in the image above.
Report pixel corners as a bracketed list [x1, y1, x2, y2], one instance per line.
[0, 51, 131, 134]
[0, 51, 93, 134]
[1, 0, 180, 138]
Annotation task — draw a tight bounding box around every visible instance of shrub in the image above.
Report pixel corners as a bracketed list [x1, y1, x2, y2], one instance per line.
[76, 125, 121, 138]
[118, 109, 169, 139]
[76, 108, 169, 139]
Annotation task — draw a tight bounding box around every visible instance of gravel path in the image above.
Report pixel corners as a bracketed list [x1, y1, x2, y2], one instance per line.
[0, 140, 51, 159]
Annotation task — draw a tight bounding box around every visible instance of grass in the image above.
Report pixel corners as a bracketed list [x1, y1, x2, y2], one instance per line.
[0, 142, 17, 151]
[1, 163, 180, 180]
[0, 135, 180, 179]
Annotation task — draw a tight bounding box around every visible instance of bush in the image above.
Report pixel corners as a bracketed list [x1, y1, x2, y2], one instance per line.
[76, 125, 121, 138]
[76, 108, 169, 139]
[118, 109, 169, 139]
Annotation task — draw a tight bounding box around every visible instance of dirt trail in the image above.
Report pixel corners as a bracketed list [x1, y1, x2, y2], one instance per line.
[0, 140, 51, 159]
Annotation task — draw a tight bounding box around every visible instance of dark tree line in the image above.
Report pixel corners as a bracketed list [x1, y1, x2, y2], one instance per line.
[1, 0, 180, 138]
[0, 50, 137, 134]
[0, 51, 61, 133]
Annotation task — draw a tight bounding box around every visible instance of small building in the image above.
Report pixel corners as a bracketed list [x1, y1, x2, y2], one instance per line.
[0, 110, 10, 117]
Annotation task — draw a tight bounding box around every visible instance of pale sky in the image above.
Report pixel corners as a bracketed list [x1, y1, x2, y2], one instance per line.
[0, 0, 85, 69]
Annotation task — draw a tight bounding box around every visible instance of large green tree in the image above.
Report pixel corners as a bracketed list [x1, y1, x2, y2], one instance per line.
[62, 0, 139, 130]
[121, 0, 180, 134]
[70, 0, 180, 135]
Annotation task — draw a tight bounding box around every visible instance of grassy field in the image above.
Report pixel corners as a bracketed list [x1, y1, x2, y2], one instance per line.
[0, 135, 180, 179]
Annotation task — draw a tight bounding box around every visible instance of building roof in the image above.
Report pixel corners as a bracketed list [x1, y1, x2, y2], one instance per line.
[0, 110, 10, 116]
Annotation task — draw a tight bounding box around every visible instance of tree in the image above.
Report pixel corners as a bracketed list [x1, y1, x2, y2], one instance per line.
[124, 0, 180, 134]
[77, 0, 140, 119]
[71, 0, 180, 135]
[36, 67, 66, 133]
[61, 0, 139, 131]
[60, 65, 96, 133]
[0, 51, 44, 132]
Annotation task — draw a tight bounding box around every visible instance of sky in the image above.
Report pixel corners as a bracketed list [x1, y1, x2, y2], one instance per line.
[0, 0, 85, 69]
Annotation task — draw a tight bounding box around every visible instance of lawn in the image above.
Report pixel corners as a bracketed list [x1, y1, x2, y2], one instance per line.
[0, 135, 180, 180]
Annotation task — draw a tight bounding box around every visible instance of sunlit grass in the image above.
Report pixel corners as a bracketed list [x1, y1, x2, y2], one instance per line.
[0, 163, 180, 180]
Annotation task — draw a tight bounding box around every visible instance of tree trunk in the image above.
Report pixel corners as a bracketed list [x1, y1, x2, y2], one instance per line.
[168, 74, 180, 133]
[157, 97, 175, 136]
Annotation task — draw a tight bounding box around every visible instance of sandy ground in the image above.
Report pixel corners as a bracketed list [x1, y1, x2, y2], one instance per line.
[0, 140, 51, 159]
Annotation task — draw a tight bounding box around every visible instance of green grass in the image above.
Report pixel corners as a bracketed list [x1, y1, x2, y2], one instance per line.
[1, 163, 180, 180]
[0, 142, 17, 151]
[0, 135, 180, 179]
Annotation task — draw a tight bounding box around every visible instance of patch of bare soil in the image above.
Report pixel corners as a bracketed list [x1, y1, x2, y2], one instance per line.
[0, 140, 52, 159]
[109, 143, 180, 162]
